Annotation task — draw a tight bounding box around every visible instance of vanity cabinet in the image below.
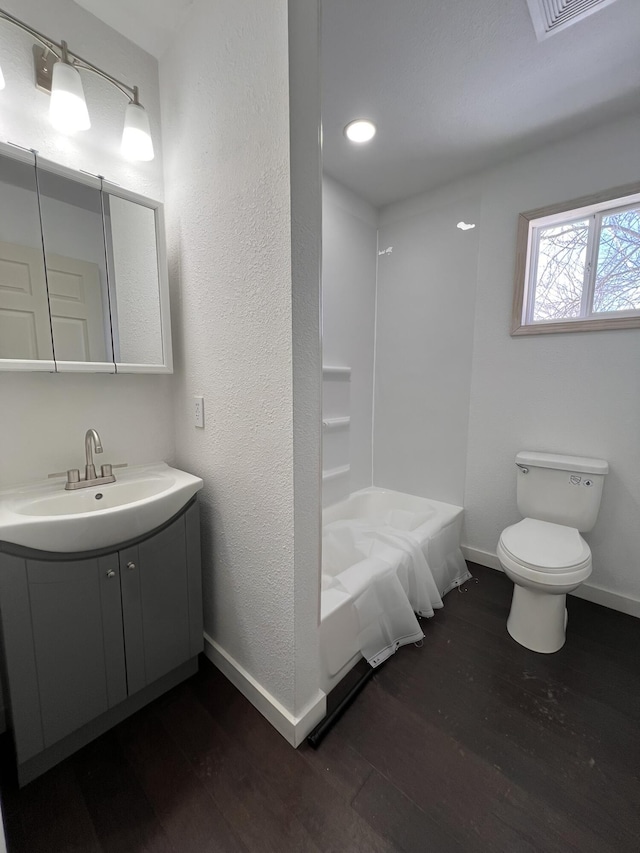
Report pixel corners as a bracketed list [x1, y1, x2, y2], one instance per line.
[0, 499, 202, 786]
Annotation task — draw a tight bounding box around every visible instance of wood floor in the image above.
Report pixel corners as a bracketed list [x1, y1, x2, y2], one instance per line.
[1, 562, 639, 852]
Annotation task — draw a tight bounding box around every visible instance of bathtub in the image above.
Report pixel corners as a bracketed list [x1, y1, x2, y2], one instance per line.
[320, 487, 469, 693]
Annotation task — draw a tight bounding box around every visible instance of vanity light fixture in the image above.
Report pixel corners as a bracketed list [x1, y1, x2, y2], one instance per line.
[344, 119, 376, 143]
[49, 42, 90, 133]
[0, 8, 154, 161]
[121, 90, 154, 161]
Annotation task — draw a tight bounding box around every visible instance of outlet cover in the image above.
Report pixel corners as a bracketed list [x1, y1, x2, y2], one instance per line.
[194, 396, 204, 428]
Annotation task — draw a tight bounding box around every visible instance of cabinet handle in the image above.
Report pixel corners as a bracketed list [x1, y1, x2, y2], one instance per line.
[127, 562, 136, 570]
[106, 569, 116, 578]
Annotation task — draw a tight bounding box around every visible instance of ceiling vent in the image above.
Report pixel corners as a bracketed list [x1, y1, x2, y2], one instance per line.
[526, 0, 621, 40]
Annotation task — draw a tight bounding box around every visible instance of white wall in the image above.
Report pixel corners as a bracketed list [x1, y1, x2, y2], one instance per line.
[375, 191, 481, 505]
[0, 0, 174, 488]
[465, 112, 640, 607]
[379, 111, 640, 608]
[322, 176, 378, 503]
[0, 372, 174, 484]
[160, 0, 323, 735]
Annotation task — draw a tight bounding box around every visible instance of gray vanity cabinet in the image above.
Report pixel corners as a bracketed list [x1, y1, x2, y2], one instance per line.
[120, 512, 194, 694]
[0, 499, 202, 786]
[27, 554, 127, 749]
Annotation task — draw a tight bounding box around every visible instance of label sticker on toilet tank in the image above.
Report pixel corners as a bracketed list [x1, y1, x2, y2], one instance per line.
[569, 475, 582, 485]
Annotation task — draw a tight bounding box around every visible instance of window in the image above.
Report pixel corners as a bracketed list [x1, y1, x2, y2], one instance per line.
[512, 182, 640, 335]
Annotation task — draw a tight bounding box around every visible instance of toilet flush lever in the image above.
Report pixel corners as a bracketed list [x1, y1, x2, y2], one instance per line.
[516, 463, 529, 474]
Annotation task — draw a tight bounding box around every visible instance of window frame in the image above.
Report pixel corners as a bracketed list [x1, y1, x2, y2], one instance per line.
[511, 181, 640, 336]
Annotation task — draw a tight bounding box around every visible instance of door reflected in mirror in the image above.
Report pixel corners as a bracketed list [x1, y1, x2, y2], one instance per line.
[38, 169, 114, 368]
[0, 152, 53, 364]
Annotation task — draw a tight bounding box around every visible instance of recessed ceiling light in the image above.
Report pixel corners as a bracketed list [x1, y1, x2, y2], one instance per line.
[344, 119, 376, 143]
[457, 221, 476, 231]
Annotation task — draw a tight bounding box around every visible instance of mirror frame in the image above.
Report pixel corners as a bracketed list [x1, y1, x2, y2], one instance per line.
[0, 141, 173, 374]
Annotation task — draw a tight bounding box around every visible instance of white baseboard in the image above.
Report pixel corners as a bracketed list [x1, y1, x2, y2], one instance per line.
[203, 633, 327, 747]
[570, 583, 640, 618]
[461, 545, 501, 571]
[461, 545, 640, 619]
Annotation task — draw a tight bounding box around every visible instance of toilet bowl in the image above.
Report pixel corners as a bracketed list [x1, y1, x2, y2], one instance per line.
[497, 451, 607, 654]
[497, 518, 592, 653]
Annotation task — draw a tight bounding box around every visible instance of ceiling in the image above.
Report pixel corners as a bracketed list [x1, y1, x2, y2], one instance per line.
[322, 0, 640, 206]
[75, 0, 640, 207]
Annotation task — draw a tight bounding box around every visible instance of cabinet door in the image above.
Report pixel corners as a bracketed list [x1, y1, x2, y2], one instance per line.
[26, 555, 126, 748]
[120, 515, 191, 695]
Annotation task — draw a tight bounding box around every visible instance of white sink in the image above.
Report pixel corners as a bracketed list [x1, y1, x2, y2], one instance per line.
[0, 463, 203, 553]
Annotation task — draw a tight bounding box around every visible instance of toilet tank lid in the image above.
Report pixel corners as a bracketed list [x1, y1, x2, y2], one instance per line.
[516, 451, 609, 475]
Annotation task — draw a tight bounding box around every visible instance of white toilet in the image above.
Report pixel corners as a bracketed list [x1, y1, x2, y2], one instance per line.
[497, 451, 608, 654]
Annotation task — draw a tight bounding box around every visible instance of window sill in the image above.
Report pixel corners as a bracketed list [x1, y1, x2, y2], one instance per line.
[511, 316, 640, 336]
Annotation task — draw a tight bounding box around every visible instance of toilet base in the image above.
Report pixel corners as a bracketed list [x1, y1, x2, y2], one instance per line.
[506, 585, 567, 654]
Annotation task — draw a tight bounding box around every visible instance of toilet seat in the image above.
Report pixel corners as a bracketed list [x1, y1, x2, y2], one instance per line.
[499, 518, 591, 574]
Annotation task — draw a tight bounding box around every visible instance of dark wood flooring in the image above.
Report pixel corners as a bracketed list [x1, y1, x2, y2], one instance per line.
[1, 562, 639, 852]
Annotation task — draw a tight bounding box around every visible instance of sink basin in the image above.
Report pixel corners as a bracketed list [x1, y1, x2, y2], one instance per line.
[0, 463, 203, 553]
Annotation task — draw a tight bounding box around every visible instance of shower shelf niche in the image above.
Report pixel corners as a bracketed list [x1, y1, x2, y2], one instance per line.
[322, 365, 352, 506]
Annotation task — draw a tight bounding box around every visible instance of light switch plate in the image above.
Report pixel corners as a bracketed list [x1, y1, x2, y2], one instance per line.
[194, 396, 204, 428]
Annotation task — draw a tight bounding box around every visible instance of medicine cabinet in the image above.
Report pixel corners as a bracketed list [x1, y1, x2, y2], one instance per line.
[0, 142, 172, 373]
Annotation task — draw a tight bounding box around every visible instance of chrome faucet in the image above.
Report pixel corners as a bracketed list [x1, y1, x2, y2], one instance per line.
[64, 428, 117, 490]
[84, 428, 103, 481]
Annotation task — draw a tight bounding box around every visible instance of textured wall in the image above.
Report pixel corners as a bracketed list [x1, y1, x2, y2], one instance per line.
[322, 176, 378, 499]
[375, 190, 481, 505]
[161, 0, 322, 717]
[380, 111, 640, 604]
[0, 0, 174, 488]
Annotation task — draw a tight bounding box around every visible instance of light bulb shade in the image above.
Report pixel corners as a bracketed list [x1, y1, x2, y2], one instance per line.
[122, 101, 154, 161]
[49, 61, 90, 133]
[0, 63, 5, 91]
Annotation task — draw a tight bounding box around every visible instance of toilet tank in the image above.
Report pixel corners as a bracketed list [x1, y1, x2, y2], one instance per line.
[515, 451, 608, 532]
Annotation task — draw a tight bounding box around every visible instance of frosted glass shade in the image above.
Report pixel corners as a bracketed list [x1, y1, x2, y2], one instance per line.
[49, 61, 90, 133]
[0, 63, 5, 91]
[122, 101, 154, 161]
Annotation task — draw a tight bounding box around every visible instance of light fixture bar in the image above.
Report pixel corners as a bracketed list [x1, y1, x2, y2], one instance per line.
[0, 8, 139, 103]
[0, 7, 154, 159]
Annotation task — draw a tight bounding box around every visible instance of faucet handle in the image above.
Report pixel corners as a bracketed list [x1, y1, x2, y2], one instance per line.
[48, 470, 81, 483]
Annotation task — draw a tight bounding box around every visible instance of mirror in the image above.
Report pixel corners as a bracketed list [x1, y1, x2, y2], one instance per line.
[103, 193, 164, 367]
[0, 150, 54, 368]
[38, 167, 114, 371]
[0, 142, 172, 374]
